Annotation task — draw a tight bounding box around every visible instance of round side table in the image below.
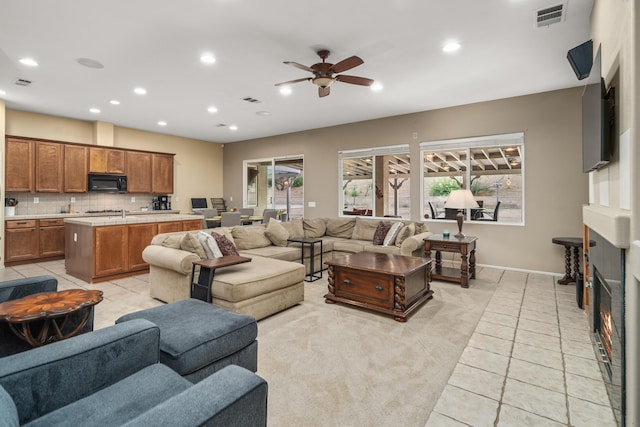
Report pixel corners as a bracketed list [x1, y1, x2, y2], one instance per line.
[551, 237, 596, 285]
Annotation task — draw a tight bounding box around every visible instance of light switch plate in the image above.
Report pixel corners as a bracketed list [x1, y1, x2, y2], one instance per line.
[33, 197, 39, 204]
[308, 201, 316, 207]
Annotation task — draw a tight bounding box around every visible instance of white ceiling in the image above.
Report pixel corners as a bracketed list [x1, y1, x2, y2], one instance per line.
[0, 0, 594, 144]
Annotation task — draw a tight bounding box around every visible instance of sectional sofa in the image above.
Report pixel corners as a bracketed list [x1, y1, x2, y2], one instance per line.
[142, 217, 432, 320]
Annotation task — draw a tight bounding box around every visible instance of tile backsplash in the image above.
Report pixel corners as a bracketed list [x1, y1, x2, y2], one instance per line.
[5, 193, 156, 215]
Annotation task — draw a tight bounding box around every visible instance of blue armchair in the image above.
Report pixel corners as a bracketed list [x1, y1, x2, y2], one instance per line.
[0, 319, 268, 426]
[0, 276, 95, 358]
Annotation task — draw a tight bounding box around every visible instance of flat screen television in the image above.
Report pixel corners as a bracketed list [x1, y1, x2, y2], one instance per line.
[582, 46, 614, 173]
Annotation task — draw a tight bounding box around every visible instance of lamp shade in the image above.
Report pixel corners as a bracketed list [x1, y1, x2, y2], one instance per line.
[445, 189, 479, 209]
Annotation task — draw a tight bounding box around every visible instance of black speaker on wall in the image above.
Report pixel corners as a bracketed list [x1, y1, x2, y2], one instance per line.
[567, 39, 593, 80]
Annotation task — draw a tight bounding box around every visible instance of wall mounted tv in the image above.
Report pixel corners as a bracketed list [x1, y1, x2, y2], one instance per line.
[582, 45, 614, 173]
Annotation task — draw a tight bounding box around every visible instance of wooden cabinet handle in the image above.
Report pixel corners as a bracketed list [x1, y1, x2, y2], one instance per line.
[375, 285, 384, 291]
[16, 222, 27, 225]
[343, 279, 351, 285]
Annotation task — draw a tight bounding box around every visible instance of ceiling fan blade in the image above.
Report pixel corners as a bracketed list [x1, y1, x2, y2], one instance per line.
[330, 56, 364, 74]
[319, 86, 330, 98]
[284, 61, 315, 73]
[335, 75, 374, 86]
[274, 77, 311, 86]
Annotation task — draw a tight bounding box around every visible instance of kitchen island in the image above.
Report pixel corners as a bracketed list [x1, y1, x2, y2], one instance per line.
[65, 214, 203, 283]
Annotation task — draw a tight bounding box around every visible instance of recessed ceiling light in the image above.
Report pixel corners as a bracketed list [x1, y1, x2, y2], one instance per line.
[200, 53, 216, 64]
[256, 111, 271, 116]
[229, 125, 238, 131]
[279, 86, 292, 96]
[89, 108, 101, 114]
[207, 106, 218, 113]
[442, 41, 461, 53]
[370, 82, 383, 92]
[0, 89, 6, 96]
[134, 87, 147, 95]
[158, 121, 167, 126]
[19, 57, 38, 67]
[109, 100, 120, 105]
[76, 58, 104, 69]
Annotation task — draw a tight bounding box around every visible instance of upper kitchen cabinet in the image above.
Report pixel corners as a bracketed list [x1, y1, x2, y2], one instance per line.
[35, 141, 63, 192]
[5, 138, 34, 192]
[126, 151, 152, 193]
[63, 144, 88, 193]
[89, 147, 126, 174]
[152, 153, 174, 194]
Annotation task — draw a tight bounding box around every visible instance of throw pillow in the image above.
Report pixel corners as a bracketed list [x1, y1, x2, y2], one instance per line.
[231, 225, 272, 250]
[372, 221, 393, 245]
[303, 218, 327, 238]
[211, 232, 240, 256]
[180, 233, 206, 260]
[281, 219, 304, 239]
[383, 222, 403, 246]
[159, 234, 182, 249]
[197, 231, 223, 259]
[264, 218, 290, 247]
[395, 223, 416, 247]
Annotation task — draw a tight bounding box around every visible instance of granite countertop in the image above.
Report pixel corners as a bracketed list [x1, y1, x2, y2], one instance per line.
[5, 210, 185, 220]
[64, 213, 203, 226]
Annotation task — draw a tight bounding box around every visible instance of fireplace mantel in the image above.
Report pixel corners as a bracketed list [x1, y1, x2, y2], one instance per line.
[583, 205, 630, 248]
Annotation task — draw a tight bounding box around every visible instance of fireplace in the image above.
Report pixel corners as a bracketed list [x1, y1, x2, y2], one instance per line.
[588, 230, 625, 426]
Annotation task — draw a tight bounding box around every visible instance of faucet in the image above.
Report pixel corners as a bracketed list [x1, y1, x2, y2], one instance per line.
[121, 208, 126, 219]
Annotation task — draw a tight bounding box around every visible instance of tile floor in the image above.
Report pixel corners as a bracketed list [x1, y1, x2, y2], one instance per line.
[1, 260, 619, 426]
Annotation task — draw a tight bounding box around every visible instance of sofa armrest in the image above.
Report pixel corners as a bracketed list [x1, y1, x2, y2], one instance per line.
[124, 365, 268, 427]
[142, 245, 200, 275]
[400, 231, 433, 257]
[0, 275, 58, 304]
[0, 319, 160, 425]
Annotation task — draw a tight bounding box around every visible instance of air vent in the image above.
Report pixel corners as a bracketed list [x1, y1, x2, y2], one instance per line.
[242, 96, 262, 104]
[13, 78, 32, 87]
[535, 3, 566, 27]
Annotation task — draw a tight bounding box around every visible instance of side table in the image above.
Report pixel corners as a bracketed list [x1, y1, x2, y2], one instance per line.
[424, 234, 477, 288]
[551, 237, 596, 285]
[287, 237, 323, 282]
[0, 289, 103, 347]
[191, 256, 252, 302]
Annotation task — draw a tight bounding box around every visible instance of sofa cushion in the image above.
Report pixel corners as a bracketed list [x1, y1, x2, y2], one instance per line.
[333, 240, 368, 254]
[325, 218, 355, 238]
[211, 232, 239, 256]
[0, 386, 18, 427]
[383, 221, 403, 246]
[264, 218, 290, 247]
[303, 218, 326, 238]
[240, 246, 301, 263]
[232, 225, 272, 250]
[180, 233, 206, 260]
[352, 218, 381, 241]
[364, 244, 401, 255]
[280, 219, 304, 239]
[372, 221, 392, 245]
[395, 223, 415, 247]
[28, 364, 191, 427]
[197, 231, 222, 259]
[159, 234, 183, 249]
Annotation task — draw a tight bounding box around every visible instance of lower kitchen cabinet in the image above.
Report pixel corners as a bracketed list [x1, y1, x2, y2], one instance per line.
[5, 219, 65, 265]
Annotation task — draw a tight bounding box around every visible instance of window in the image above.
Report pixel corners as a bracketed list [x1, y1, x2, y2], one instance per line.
[421, 133, 524, 224]
[339, 145, 410, 218]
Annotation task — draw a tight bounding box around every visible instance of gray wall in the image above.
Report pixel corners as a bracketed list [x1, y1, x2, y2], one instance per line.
[223, 87, 588, 274]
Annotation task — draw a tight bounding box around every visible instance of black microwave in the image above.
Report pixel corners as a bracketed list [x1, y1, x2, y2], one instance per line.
[88, 174, 127, 193]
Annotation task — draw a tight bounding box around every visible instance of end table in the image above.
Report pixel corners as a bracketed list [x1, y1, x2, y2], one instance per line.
[424, 234, 477, 288]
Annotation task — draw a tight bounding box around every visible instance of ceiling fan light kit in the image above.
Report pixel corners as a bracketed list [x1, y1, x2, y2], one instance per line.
[275, 49, 374, 97]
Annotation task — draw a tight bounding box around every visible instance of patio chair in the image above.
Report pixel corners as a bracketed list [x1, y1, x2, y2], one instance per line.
[428, 202, 445, 219]
[476, 201, 501, 221]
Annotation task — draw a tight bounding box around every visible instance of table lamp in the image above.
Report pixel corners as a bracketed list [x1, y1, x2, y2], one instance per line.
[445, 189, 478, 238]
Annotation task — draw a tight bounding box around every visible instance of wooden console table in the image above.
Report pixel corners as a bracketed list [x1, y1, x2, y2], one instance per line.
[424, 234, 477, 288]
[325, 252, 433, 322]
[0, 289, 103, 347]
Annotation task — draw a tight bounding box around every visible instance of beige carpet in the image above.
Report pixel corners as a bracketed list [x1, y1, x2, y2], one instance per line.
[256, 267, 500, 427]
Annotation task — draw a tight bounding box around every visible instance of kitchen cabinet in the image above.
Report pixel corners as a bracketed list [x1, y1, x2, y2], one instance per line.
[157, 221, 183, 234]
[89, 147, 126, 174]
[39, 218, 65, 257]
[64, 144, 89, 192]
[5, 138, 34, 192]
[183, 220, 204, 231]
[35, 141, 63, 192]
[5, 220, 39, 263]
[152, 153, 174, 194]
[94, 226, 128, 278]
[126, 151, 152, 193]
[127, 223, 158, 271]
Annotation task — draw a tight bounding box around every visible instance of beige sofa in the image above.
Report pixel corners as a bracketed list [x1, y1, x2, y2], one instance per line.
[142, 217, 431, 320]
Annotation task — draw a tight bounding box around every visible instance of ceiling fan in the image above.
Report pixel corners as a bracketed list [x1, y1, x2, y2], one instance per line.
[275, 49, 374, 98]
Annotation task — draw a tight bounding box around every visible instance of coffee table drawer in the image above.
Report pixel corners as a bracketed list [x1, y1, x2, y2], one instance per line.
[335, 268, 392, 308]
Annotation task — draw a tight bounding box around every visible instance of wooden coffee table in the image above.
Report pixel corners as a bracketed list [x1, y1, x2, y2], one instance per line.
[324, 252, 433, 322]
[0, 289, 103, 347]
